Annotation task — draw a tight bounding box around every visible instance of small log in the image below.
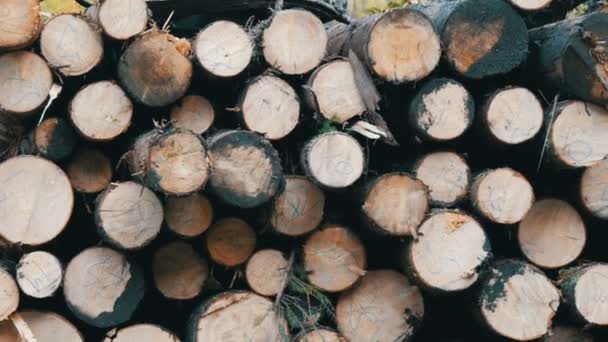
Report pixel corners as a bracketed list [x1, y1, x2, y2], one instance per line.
[0, 311, 83, 342]
[40, 14, 103, 76]
[63, 247, 145, 328]
[479, 259, 560, 341]
[170, 95, 215, 135]
[98, 0, 149, 40]
[16, 251, 63, 299]
[0, 114, 23, 159]
[336, 270, 424, 342]
[270, 175, 325, 237]
[481, 87, 544, 145]
[559, 263, 608, 325]
[69, 81, 133, 142]
[187, 291, 288, 342]
[245, 249, 289, 297]
[208, 130, 283, 208]
[164, 193, 213, 238]
[32, 117, 76, 161]
[67, 147, 113, 194]
[193, 21, 253, 78]
[294, 328, 346, 342]
[262, 9, 327, 75]
[413, 151, 471, 207]
[508, 0, 553, 11]
[118, 31, 192, 107]
[104, 324, 179, 342]
[543, 326, 593, 342]
[238, 75, 300, 140]
[0, 0, 41, 51]
[205, 217, 256, 267]
[95, 181, 163, 250]
[548, 101, 608, 168]
[470, 168, 535, 225]
[529, 12, 608, 105]
[152, 240, 208, 300]
[0, 267, 19, 321]
[406, 210, 491, 292]
[0, 51, 53, 117]
[0, 156, 73, 245]
[127, 128, 210, 196]
[303, 225, 366, 292]
[579, 157, 608, 219]
[361, 173, 429, 236]
[518, 199, 586, 269]
[301, 132, 365, 190]
[408, 78, 474, 142]
[305, 58, 366, 123]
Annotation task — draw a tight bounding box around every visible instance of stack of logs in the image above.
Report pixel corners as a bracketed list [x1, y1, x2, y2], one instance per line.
[0, 0, 608, 341]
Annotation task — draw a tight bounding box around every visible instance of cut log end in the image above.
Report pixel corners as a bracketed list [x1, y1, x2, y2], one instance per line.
[95, 181, 163, 250]
[303, 225, 366, 292]
[16, 251, 63, 299]
[544, 326, 593, 342]
[245, 249, 289, 297]
[34, 117, 76, 161]
[561, 263, 608, 325]
[295, 328, 345, 342]
[270, 176, 325, 237]
[509, 0, 553, 11]
[580, 158, 608, 219]
[206, 218, 256, 267]
[263, 9, 327, 75]
[70, 81, 133, 142]
[240, 75, 300, 140]
[170, 95, 215, 135]
[0, 268, 19, 321]
[153, 240, 208, 300]
[479, 260, 560, 341]
[67, 147, 112, 194]
[194, 21, 253, 78]
[98, 0, 148, 40]
[362, 173, 429, 236]
[0, 0, 41, 51]
[164, 193, 213, 238]
[413, 151, 470, 207]
[0, 156, 73, 245]
[0, 311, 83, 342]
[302, 132, 365, 189]
[336, 270, 424, 342]
[408, 211, 490, 292]
[471, 168, 534, 224]
[40, 14, 103, 76]
[104, 324, 179, 342]
[518, 199, 586, 269]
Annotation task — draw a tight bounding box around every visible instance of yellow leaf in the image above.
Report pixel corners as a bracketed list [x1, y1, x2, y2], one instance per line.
[40, 0, 84, 14]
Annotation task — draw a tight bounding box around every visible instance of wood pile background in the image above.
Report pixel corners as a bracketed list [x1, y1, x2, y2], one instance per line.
[0, 0, 608, 341]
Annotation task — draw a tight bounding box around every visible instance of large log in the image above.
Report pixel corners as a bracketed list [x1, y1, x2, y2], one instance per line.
[152, 240, 208, 300]
[0, 267, 19, 321]
[98, 0, 149, 40]
[16, 251, 63, 299]
[0, 311, 83, 342]
[66, 147, 113, 194]
[0, 0, 41, 51]
[164, 193, 213, 238]
[413, 151, 471, 207]
[245, 249, 289, 297]
[579, 157, 608, 219]
[104, 324, 179, 342]
[170, 95, 215, 135]
[559, 263, 608, 325]
[205, 217, 256, 267]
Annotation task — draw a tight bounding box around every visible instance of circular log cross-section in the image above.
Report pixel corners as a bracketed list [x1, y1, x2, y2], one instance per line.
[479, 259, 560, 341]
[98, 0, 148, 40]
[34, 117, 76, 161]
[295, 329, 345, 342]
[362, 173, 429, 236]
[118, 32, 192, 107]
[509, 0, 553, 11]
[63, 247, 145, 328]
[164, 193, 213, 238]
[413, 151, 471, 207]
[40, 14, 103, 76]
[482, 87, 544, 145]
[0, 51, 53, 117]
[263, 9, 327, 75]
[0, 156, 73, 245]
[239, 75, 300, 140]
[303, 225, 366, 292]
[206, 218, 256, 267]
[0, 0, 41, 51]
[407, 211, 490, 292]
[69, 81, 133, 141]
[208, 130, 283, 208]
[187, 291, 288, 342]
[549, 101, 608, 168]
[104, 324, 179, 342]
[543, 326, 593, 342]
[306, 59, 366, 123]
[245, 249, 289, 297]
[67, 147, 113, 193]
[270, 176, 325, 237]
[170, 95, 215, 135]
[0, 268, 19, 321]
[95, 181, 163, 250]
[194, 21, 253, 78]
[471, 168, 535, 225]
[301, 132, 365, 190]
[518, 199, 586, 269]
[0, 311, 83, 342]
[336, 270, 424, 342]
[153, 240, 208, 300]
[409, 78, 474, 142]
[580, 158, 608, 219]
[559, 263, 608, 325]
[16, 251, 63, 299]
